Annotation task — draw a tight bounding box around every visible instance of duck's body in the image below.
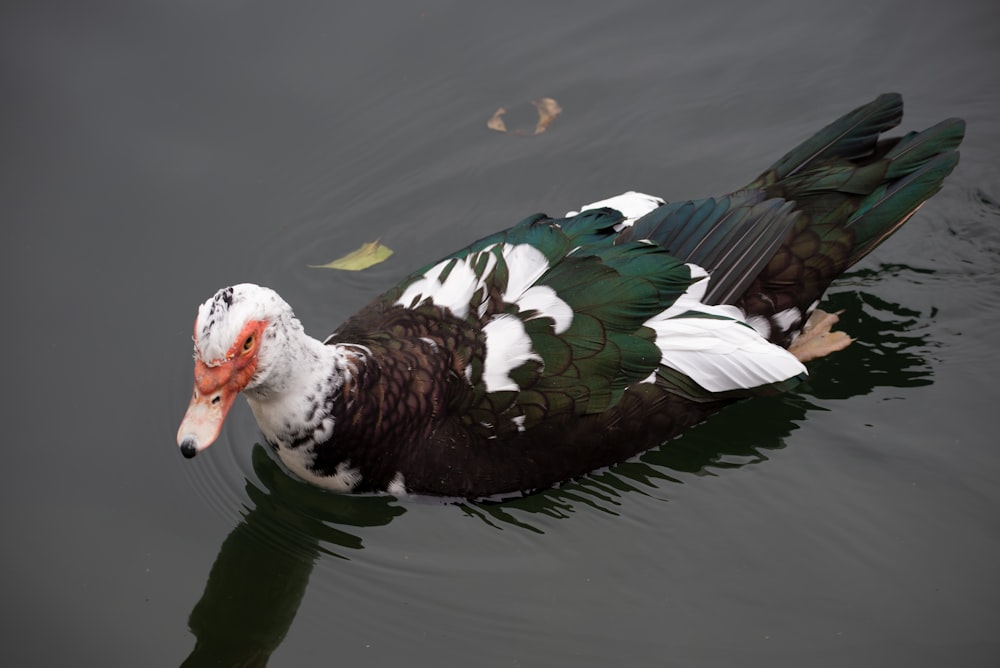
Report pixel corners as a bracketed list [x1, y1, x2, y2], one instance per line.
[178, 94, 964, 498]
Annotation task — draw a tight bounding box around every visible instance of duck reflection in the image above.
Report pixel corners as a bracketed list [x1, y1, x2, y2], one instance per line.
[180, 284, 933, 666]
[181, 446, 404, 667]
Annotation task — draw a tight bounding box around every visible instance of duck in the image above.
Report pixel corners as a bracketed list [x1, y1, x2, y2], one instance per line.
[177, 93, 964, 499]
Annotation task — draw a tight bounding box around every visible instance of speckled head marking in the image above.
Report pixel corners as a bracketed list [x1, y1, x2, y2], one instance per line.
[195, 286, 234, 356]
[194, 284, 294, 366]
[179, 283, 314, 458]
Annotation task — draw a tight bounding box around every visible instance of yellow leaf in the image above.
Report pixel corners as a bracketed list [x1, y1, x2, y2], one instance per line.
[309, 240, 394, 270]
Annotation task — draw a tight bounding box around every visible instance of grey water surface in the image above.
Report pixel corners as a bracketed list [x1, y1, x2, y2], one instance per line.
[2, 1, 999, 666]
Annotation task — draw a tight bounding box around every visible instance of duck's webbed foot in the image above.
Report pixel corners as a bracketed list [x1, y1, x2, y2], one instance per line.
[789, 309, 853, 363]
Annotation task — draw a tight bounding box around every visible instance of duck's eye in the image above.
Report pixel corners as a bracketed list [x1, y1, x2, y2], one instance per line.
[242, 334, 255, 354]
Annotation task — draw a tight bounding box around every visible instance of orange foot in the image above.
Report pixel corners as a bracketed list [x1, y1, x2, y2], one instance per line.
[788, 309, 853, 363]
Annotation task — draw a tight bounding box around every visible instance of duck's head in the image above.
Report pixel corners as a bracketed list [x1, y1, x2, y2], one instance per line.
[176, 283, 299, 459]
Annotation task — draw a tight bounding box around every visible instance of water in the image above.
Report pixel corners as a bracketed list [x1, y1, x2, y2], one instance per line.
[2, 0, 998, 666]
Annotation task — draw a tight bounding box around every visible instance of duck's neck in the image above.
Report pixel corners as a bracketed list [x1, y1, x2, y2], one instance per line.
[244, 328, 369, 481]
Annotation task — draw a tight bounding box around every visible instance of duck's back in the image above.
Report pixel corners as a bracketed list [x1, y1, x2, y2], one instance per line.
[315, 93, 964, 497]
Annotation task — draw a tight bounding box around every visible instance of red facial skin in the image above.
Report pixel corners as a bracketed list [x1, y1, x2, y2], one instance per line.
[177, 319, 268, 458]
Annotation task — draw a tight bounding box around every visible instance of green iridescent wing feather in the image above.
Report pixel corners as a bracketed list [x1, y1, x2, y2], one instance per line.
[344, 210, 686, 434]
[618, 193, 801, 305]
[737, 94, 964, 335]
[331, 92, 964, 445]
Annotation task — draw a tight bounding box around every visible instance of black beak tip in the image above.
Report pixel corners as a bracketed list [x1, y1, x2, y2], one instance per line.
[180, 439, 198, 459]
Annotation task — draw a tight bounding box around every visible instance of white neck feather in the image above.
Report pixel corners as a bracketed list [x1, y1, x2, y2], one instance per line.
[193, 283, 371, 488]
[245, 321, 348, 448]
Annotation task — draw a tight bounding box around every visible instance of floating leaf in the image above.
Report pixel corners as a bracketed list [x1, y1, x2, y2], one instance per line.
[532, 97, 562, 134]
[488, 97, 562, 136]
[309, 240, 394, 270]
[487, 107, 509, 132]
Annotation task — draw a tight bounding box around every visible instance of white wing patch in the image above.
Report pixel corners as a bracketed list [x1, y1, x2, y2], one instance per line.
[395, 251, 493, 320]
[482, 314, 541, 392]
[643, 264, 807, 392]
[500, 243, 573, 334]
[516, 286, 573, 334]
[395, 241, 573, 338]
[566, 191, 665, 231]
[502, 243, 550, 298]
[746, 315, 771, 339]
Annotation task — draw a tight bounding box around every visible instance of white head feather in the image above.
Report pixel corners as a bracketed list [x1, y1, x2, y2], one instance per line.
[193, 283, 306, 390]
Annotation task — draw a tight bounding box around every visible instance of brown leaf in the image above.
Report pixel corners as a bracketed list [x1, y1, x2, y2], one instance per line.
[487, 107, 508, 132]
[532, 97, 562, 134]
[487, 97, 562, 136]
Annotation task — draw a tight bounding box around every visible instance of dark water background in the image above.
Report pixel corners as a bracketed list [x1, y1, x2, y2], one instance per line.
[3, 1, 998, 666]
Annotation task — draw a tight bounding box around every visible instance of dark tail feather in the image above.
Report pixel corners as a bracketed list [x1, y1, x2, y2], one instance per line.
[733, 95, 964, 346]
[750, 93, 903, 187]
[881, 117, 966, 179]
[846, 149, 961, 265]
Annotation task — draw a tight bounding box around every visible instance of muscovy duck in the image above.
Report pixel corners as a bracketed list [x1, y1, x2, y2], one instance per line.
[177, 93, 964, 498]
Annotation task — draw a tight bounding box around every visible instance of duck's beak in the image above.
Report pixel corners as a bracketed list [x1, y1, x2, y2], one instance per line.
[177, 358, 249, 458]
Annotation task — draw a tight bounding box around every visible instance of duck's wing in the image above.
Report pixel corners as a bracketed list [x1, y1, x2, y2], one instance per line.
[331, 206, 807, 441]
[616, 192, 800, 306]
